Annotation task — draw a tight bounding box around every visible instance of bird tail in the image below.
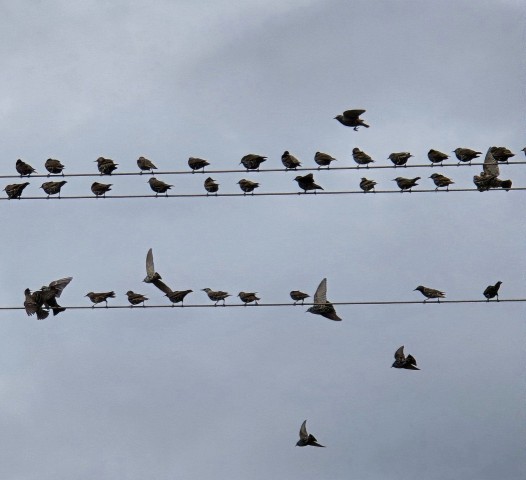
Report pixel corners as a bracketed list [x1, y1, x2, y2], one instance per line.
[52, 306, 66, 316]
[108, 291, 116, 298]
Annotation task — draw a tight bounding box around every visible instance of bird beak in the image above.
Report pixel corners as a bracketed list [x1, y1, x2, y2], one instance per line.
[413, 288, 417, 291]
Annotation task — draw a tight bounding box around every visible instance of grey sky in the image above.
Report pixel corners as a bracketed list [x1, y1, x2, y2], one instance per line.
[0, 1, 525, 479]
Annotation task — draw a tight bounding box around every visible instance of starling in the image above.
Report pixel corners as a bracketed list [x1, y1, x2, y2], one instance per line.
[85, 291, 115, 307]
[294, 173, 323, 193]
[15, 159, 36, 176]
[237, 179, 259, 195]
[204, 177, 219, 195]
[126, 291, 148, 306]
[393, 177, 420, 192]
[202, 288, 231, 306]
[388, 152, 412, 167]
[352, 147, 374, 167]
[414, 285, 445, 302]
[91, 182, 112, 197]
[137, 156, 157, 174]
[188, 157, 210, 172]
[40, 180, 67, 198]
[473, 149, 513, 191]
[150, 276, 193, 306]
[453, 148, 482, 165]
[392, 346, 419, 370]
[359, 177, 377, 193]
[45, 158, 65, 176]
[334, 109, 369, 131]
[483, 281, 502, 301]
[306, 278, 342, 321]
[290, 290, 309, 305]
[296, 420, 325, 447]
[522, 147, 526, 157]
[238, 291, 260, 305]
[143, 248, 162, 283]
[95, 157, 118, 175]
[427, 149, 449, 166]
[314, 151, 337, 169]
[148, 177, 172, 196]
[240, 154, 267, 171]
[4, 182, 30, 199]
[38, 277, 72, 316]
[429, 173, 454, 191]
[281, 151, 302, 170]
[24, 288, 49, 320]
[490, 147, 514, 164]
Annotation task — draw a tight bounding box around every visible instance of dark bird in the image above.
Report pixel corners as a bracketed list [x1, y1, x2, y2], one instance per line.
[296, 420, 325, 447]
[38, 277, 72, 316]
[137, 156, 157, 174]
[427, 149, 449, 166]
[414, 285, 445, 302]
[306, 278, 342, 321]
[314, 151, 337, 169]
[149, 275, 193, 306]
[393, 177, 420, 192]
[490, 147, 514, 164]
[281, 151, 302, 170]
[24, 289, 49, 320]
[352, 147, 374, 167]
[294, 173, 323, 193]
[4, 182, 30, 199]
[188, 157, 210, 172]
[392, 346, 419, 370]
[204, 177, 219, 195]
[143, 248, 162, 283]
[290, 290, 309, 305]
[91, 182, 112, 197]
[148, 177, 172, 196]
[45, 158, 65, 176]
[429, 173, 454, 191]
[334, 109, 369, 131]
[240, 154, 267, 171]
[16, 159, 36, 176]
[40, 180, 67, 198]
[359, 177, 377, 193]
[483, 281, 502, 302]
[126, 291, 148, 306]
[85, 291, 115, 307]
[388, 152, 412, 167]
[238, 291, 260, 305]
[473, 147, 513, 191]
[522, 147, 526, 157]
[237, 179, 259, 195]
[95, 157, 118, 175]
[453, 148, 482, 165]
[202, 288, 230, 306]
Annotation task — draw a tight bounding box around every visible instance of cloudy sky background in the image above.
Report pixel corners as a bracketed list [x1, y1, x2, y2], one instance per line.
[0, 1, 525, 479]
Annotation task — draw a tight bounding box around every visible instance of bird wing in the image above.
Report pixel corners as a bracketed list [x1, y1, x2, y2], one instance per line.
[483, 147, 500, 177]
[303, 173, 314, 182]
[152, 278, 173, 295]
[146, 248, 155, 277]
[343, 109, 365, 119]
[394, 346, 405, 361]
[406, 354, 417, 366]
[48, 277, 72, 297]
[313, 278, 327, 304]
[299, 420, 308, 440]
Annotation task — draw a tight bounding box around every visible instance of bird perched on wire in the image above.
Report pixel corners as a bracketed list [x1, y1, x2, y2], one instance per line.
[489, 147, 514, 164]
[307, 278, 342, 321]
[45, 158, 65, 176]
[359, 177, 377, 193]
[522, 147, 526, 157]
[427, 149, 449, 166]
[24, 288, 49, 320]
[414, 285, 445, 302]
[126, 291, 148, 306]
[238, 292, 260, 305]
[40, 180, 67, 198]
[204, 177, 219, 195]
[143, 248, 162, 283]
[314, 151, 337, 169]
[240, 154, 267, 171]
[23, 277, 72, 320]
[85, 291, 115, 307]
[294, 173, 323, 193]
[334, 109, 369, 131]
[15, 159, 36, 177]
[202, 288, 231, 306]
[392, 346, 419, 370]
[91, 182, 112, 197]
[296, 420, 325, 447]
[148, 177, 172, 196]
[281, 151, 302, 170]
[4, 182, 30, 199]
[352, 147, 374, 167]
[237, 179, 259, 195]
[95, 157, 118, 175]
[388, 152, 412, 167]
[188, 157, 210, 173]
[137, 156, 157, 174]
[290, 290, 309, 305]
[429, 173, 454, 191]
[453, 148, 481, 165]
[393, 177, 420, 192]
[483, 281, 502, 301]
[473, 147, 513, 192]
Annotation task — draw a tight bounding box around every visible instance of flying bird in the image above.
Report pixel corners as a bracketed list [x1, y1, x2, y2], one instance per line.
[483, 281, 502, 301]
[202, 288, 231, 306]
[473, 147, 513, 191]
[40, 180, 67, 198]
[240, 154, 267, 171]
[148, 177, 172, 196]
[16, 159, 36, 176]
[4, 182, 30, 199]
[85, 291, 115, 307]
[137, 156, 157, 174]
[237, 179, 259, 195]
[414, 285, 445, 302]
[44, 158, 65, 176]
[453, 148, 481, 165]
[126, 291, 148, 306]
[296, 420, 325, 447]
[314, 151, 337, 169]
[143, 248, 162, 283]
[392, 346, 419, 370]
[238, 291, 260, 305]
[24, 277, 73, 319]
[306, 278, 342, 321]
[281, 151, 302, 170]
[204, 177, 219, 195]
[95, 157, 118, 175]
[352, 148, 374, 167]
[359, 177, 377, 193]
[290, 290, 309, 305]
[294, 173, 323, 193]
[388, 152, 412, 167]
[24, 289, 49, 320]
[334, 109, 369, 131]
[393, 177, 420, 192]
[188, 157, 210, 172]
[429, 173, 454, 191]
[91, 182, 112, 197]
[427, 149, 449, 166]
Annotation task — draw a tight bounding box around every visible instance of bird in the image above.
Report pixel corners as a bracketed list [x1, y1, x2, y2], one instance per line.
[126, 291, 148, 306]
[473, 148, 513, 191]
[489, 147, 514, 164]
[352, 147, 374, 167]
[24, 289, 49, 320]
[148, 275, 193, 306]
[238, 291, 260, 305]
[429, 173, 454, 191]
[44, 158, 65, 176]
[453, 148, 482, 165]
[137, 156, 157, 174]
[306, 278, 342, 321]
[15, 159, 36, 176]
[294, 173, 323, 193]
[91, 182, 112, 197]
[281, 151, 302, 170]
[427, 149, 449, 166]
[85, 291, 115, 307]
[414, 285, 445, 302]
[359, 177, 377, 193]
[314, 151, 337, 169]
[296, 420, 325, 447]
[95, 157, 118, 175]
[188, 157, 210, 172]
[148, 177, 172, 196]
[290, 290, 309, 305]
[240, 154, 267, 171]
[143, 248, 162, 283]
[334, 109, 369, 131]
[388, 152, 412, 167]
[483, 281, 502, 301]
[202, 288, 231, 306]
[204, 177, 219, 195]
[522, 147, 526, 157]
[24, 277, 73, 319]
[392, 346, 419, 370]
[4, 182, 30, 199]
[40, 180, 67, 198]
[393, 177, 420, 192]
[237, 179, 259, 195]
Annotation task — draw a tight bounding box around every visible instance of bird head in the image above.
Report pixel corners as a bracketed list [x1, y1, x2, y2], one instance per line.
[202, 288, 210, 292]
[414, 286, 424, 292]
[126, 291, 133, 296]
[85, 292, 93, 297]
